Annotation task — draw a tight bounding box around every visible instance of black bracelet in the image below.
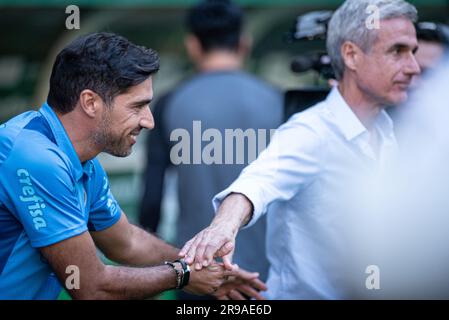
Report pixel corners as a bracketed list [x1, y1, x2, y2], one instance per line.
[175, 259, 190, 288]
[164, 261, 183, 289]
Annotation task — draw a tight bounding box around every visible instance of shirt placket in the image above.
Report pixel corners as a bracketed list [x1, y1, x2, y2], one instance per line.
[355, 133, 378, 162]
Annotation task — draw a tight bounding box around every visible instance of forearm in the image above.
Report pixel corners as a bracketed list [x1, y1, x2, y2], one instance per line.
[212, 193, 253, 233]
[114, 225, 179, 266]
[76, 264, 177, 300]
[41, 231, 183, 300]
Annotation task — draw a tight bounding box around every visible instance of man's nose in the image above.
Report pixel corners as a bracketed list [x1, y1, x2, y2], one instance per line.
[140, 106, 155, 130]
[405, 52, 421, 76]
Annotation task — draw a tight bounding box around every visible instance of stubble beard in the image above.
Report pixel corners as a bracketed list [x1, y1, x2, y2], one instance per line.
[93, 110, 132, 158]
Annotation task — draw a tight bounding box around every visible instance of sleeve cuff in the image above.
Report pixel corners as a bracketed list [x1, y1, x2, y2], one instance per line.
[88, 205, 122, 232]
[212, 178, 267, 229]
[30, 225, 88, 248]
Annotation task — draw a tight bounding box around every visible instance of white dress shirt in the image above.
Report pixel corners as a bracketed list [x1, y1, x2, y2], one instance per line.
[213, 87, 398, 299]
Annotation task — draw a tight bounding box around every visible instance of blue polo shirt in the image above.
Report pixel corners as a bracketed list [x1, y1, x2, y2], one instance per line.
[0, 103, 122, 299]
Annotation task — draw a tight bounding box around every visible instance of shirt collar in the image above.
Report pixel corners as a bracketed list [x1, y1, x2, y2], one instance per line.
[39, 102, 88, 181]
[375, 109, 395, 140]
[326, 86, 395, 141]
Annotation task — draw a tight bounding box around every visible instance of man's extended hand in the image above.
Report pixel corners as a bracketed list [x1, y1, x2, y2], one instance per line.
[213, 268, 268, 300]
[179, 223, 236, 271]
[179, 193, 254, 271]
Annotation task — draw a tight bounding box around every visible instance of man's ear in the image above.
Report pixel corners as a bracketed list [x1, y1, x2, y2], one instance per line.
[341, 41, 363, 73]
[78, 89, 103, 118]
[185, 34, 203, 63]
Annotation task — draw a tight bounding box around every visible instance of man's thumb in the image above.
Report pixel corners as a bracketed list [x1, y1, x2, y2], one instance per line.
[215, 241, 234, 257]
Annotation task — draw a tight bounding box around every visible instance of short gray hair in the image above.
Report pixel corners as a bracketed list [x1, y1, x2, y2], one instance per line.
[326, 0, 418, 80]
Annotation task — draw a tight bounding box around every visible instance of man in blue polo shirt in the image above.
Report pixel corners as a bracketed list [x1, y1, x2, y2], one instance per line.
[0, 32, 265, 300]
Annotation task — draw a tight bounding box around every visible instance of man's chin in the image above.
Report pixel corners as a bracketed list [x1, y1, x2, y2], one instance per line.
[105, 146, 133, 158]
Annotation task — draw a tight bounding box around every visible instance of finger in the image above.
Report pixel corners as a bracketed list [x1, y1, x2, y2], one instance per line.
[203, 237, 232, 267]
[217, 295, 230, 300]
[202, 243, 222, 267]
[183, 236, 202, 265]
[186, 234, 206, 269]
[236, 284, 266, 300]
[228, 289, 246, 300]
[201, 243, 221, 268]
[248, 278, 267, 291]
[215, 242, 234, 259]
[179, 238, 194, 259]
[235, 268, 259, 280]
[221, 251, 236, 271]
[223, 264, 240, 277]
[192, 233, 213, 269]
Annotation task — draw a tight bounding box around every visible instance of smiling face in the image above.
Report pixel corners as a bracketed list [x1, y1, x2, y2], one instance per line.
[94, 77, 154, 157]
[355, 17, 420, 106]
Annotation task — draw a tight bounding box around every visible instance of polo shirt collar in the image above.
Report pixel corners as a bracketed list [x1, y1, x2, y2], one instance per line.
[39, 102, 85, 181]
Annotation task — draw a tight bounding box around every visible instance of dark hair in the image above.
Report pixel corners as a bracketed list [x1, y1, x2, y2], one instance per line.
[416, 22, 449, 46]
[47, 32, 160, 114]
[186, 0, 244, 52]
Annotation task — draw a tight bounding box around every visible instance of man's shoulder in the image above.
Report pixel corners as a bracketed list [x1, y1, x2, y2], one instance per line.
[0, 112, 76, 195]
[0, 111, 53, 164]
[223, 71, 277, 88]
[168, 71, 282, 122]
[2, 121, 69, 174]
[178, 71, 280, 95]
[276, 99, 337, 149]
[285, 100, 330, 129]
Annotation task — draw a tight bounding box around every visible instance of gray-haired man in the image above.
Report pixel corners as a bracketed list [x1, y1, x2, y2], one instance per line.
[179, 0, 420, 299]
